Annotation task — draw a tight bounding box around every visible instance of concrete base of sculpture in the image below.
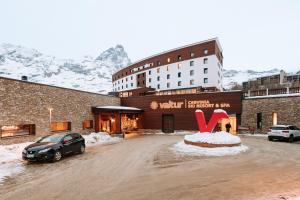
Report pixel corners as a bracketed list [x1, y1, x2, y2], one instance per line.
[184, 139, 241, 148]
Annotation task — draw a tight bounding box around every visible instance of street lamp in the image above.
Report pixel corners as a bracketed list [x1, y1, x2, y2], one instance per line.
[49, 108, 53, 129]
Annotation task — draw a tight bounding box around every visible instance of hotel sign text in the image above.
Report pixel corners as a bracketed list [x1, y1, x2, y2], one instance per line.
[150, 100, 231, 110]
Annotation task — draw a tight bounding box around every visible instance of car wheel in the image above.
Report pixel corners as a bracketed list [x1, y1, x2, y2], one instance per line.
[268, 136, 273, 141]
[288, 135, 294, 143]
[53, 150, 62, 162]
[79, 144, 85, 154]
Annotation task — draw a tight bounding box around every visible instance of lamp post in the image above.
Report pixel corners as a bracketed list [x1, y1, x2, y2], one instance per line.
[49, 108, 53, 129]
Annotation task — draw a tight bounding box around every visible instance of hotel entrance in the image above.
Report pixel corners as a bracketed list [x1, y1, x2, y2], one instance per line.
[92, 106, 143, 136]
[217, 115, 238, 134]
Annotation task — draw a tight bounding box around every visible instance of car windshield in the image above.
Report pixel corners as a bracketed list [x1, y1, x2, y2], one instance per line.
[38, 134, 65, 143]
[271, 126, 288, 130]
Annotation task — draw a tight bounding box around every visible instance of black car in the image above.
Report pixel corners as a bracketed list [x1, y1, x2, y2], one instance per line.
[22, 133, 85, 162]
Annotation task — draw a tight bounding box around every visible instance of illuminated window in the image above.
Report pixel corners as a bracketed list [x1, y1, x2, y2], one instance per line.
[177, 63, 182, 69]
[157, 61, 161, 66]
[0, 124, 35, 138]
[167, 58, 171, 63]
[190, 52, 194, 57]
[272, 113, 278, 125]
[83, 120, 93, 130]
[204, 49, 208, 55]
[178, 55, 182, 60]
[51, 122, 71, 132]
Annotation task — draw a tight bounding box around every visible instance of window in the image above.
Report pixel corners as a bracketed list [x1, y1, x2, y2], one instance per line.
[131, 76, 133, 80]
[177, 63, 182, 69]
[51, 122, 71, 132]
[137, 74, 140, 78]
[190, 79, 194, 85]
[204, 78, 208, 83]
[190, 70, 194, 76]
[149, 78, 152, 83]
[166, 65, 169, 71]
[204, 49, 208, 55]
[204, 68, 208, 74]
[122, 79, 123, 83]
[178, 81, 182, 86]
[257, 113, 262, 129]
[157, 61, 161, 66]
[157, 76, 160, 81]
[204, 58, 208, 64]
[137, 81, 140, 86]
[131, 83, 133, 87]
[167, 58, 171, 63]
[157, 84, 160, 89]
[190, 61, 194, 66]
[190, 52, 194, 57]
[157, 68, 160, 73]
[142, 80, 145, 85]
[149, 70, 151, 75]
[126, 78, 128, 81]
[178, 55, 182, 60]
[0, 124, 35, 138]
[178, 72, 181, 78]
[272, 113, 277, 125]
[167, 82, 170, 88]
[126, 84, 128, 88]
[167, 74, 170, 79]
[83, 120, 93, 130]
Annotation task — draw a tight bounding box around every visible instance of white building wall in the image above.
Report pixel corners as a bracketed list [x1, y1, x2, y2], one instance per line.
[113, 54, 223, 92]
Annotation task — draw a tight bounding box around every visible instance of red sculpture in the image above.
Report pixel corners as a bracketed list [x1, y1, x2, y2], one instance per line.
[195, 109, 229, 133]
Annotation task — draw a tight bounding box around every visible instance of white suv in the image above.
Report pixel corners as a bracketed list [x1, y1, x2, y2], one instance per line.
[268, 125, 300, 143]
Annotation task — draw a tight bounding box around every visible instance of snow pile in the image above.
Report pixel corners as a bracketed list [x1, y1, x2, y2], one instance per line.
[172, 141, 249, 156]
[0, 142, 32, 183]
[184, 131, 241, 145]
[83, 132, 122, 147]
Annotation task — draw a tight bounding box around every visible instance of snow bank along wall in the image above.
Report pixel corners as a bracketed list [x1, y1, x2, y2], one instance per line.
[242, 96, 300, 133]
[0, 77, 120, 144]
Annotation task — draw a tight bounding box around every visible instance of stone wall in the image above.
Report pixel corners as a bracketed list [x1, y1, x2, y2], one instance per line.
[0, 77, 120, 144]
[242, 96, 300, 133]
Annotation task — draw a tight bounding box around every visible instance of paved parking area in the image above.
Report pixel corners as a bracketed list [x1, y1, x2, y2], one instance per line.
[0, 135, 300, 200]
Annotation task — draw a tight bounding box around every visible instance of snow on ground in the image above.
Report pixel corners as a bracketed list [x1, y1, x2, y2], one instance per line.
[172, 141, 249, 156]
[83, 132, 122, 147]
[141, 129, 196, 135]
[0, 132, 121, 183]
[184, 131, 241, 144]
[0, 142, 32, 183]
[238, 133, 268, 137]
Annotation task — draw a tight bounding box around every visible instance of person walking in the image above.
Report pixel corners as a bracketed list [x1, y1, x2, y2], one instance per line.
[225, 123, 231, 133]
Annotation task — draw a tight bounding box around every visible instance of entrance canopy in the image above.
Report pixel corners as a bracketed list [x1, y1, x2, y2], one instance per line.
[92, 106, 143, 114]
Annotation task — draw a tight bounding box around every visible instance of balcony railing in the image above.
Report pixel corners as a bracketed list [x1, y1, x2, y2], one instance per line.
[244, 87, 300, 98]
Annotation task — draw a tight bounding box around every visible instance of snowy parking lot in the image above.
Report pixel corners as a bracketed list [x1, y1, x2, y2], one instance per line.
[0, 134, 300, 200]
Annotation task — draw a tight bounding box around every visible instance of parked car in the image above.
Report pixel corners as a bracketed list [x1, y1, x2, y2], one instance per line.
[22, 133, 85, 162]
[268, 125, 300, 143]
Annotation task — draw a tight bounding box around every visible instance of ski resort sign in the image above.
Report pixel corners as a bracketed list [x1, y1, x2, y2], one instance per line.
[150, 99, 231, 110]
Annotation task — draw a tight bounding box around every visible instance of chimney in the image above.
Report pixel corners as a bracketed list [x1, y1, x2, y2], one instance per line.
[21, 76, 28, 81]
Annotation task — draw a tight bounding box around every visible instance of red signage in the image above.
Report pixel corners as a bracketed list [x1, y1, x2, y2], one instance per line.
[195, 109, 229, 133]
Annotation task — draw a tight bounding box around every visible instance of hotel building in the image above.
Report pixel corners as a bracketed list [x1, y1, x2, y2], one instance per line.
[112, 38, 223, 94]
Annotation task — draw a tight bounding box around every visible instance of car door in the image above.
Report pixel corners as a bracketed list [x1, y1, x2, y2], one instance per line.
[70, 133, 82, 152]
[62, 135, 74, 155]
[294, 126, 300, 137]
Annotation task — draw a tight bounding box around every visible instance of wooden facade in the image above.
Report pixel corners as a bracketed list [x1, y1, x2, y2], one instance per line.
[121, 91, 243, 132]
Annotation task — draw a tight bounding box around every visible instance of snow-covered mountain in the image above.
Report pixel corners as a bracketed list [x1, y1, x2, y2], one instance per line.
[0, 43, 131, 94]
[222, 68, 281, 89]
[0, 43, 295, 93]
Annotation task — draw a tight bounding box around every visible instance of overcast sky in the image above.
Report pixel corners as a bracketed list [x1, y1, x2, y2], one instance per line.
[1, 0, 299, 71]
